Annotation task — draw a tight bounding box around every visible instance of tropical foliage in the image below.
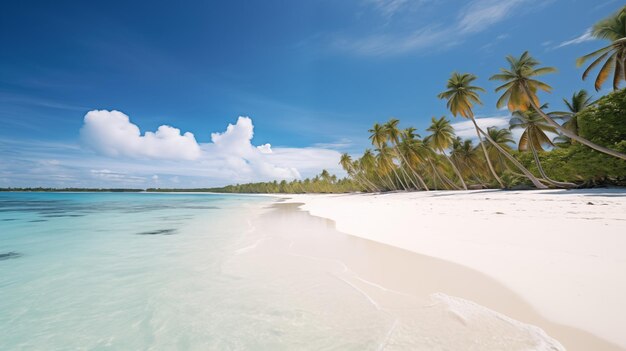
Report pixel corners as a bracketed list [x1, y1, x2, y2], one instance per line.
[164, 170, 360, 194]
[577, 6, 626, 91]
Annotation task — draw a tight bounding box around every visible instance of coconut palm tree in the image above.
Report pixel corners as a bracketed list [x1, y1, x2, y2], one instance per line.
[451, 138, 486, 185]
[576, 6, 626, 91]
[509, 106, 577, 188]
[384, 118, 422, 190]
[438, 72, 547, 189]
[369, 123, 408, 190]
[399, 128, 430, 190]
[376, 145, 404, 190]
[553, 90, 594, 144]
[361, 149, 388, 190]
[490, 51, 626, 160]
[340, 153, 378, 192]
[425, 116, 467, 189]
[483, 127, 515, 174]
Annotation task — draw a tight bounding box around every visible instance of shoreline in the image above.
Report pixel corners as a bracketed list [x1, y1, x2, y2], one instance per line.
[276, 189, 626, 349]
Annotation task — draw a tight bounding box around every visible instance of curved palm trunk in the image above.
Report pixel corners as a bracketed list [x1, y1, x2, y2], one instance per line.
[394, 146, 428, 191]
[527, 131, 578, 189]
[469, 117, 506, 188]
[353, 172, 376, 192]
[475, 123, 548, 189]
[428, 159, 459, 190]
[390, 166, 409, 191]
[399, 166, 420, 190]
[396, 158, 420, 190]
[384, 171, 399, 190]
[440, 148, 468, 190]
[439, 166, 461, 190]
[375, 172, 394, 190]
[359, 172, 381, 192]
[523, 84, 626, 161]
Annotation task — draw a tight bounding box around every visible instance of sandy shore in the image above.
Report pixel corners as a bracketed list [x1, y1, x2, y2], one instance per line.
[278, 189, 626, 350]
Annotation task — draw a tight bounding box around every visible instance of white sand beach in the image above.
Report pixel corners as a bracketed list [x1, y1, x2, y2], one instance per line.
[279, 189, 626, 350]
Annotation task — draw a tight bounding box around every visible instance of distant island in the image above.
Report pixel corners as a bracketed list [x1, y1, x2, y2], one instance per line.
[0, 188, 144, 192]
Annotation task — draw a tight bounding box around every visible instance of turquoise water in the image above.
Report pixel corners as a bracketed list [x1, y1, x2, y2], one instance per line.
[0, 192, 564, 350]
[0, 192, 271, 349]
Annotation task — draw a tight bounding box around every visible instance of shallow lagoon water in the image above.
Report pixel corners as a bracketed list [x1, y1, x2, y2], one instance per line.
[0, 192, 565, 350]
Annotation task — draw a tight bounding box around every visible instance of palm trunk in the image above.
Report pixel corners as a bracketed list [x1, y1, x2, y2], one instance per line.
[353, 172, 375, 192]
[359, 172, 381, 192]
[399, 166, 419, 190]
[394, 146, 429, 191]
[527, 130, 577, 189]
[474, 121, 548, 189]
[469, 117, 506, 188]
[441, 148, 468, 190]
[390, 166, 409, 191]
[523, 84, 626, 161]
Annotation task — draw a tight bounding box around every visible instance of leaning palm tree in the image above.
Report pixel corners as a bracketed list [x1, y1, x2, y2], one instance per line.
[490, 51, 626, 160]
[576, 6, 626, 91]
[361, 149, 388, 190]
[399, 128, 430, 190]
[438, 72, 546, 189]
[509, 107, 577, 188]
[376, 145, 404, 191]
[483, 127, 515, 174]
[369, 123, 407, 190]
[425, 116, 467, 190]
[451, 138, 487, 185]
[384, 118, 423, 190]
[340, 153, 378, 192]
[552, 90, 594, 144]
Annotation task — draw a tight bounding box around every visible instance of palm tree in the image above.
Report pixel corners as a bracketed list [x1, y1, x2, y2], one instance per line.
[553, 90, 594, 144]
[340, 153, 378, 192]
[384, 118, 423, 190]
[399, 128, 430, 191]
[451, 138, 486, 185]
[490, 51, 626, 160]
[483, 127, 514, 174]
[509, 106, 577, 188]
[376, 145, 404, 190]
[361, 149, 388, 190]
[425, 116, 467, 190]
[576, 6, 626, 91]
[438, 72, 546, 189]
[369, 123, 407, 190]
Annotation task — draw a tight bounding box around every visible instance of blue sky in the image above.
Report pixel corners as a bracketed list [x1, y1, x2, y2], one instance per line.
[0, 0, 620, 187]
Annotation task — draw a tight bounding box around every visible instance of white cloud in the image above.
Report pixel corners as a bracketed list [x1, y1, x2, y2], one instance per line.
[334, 27, 448, 56]
[451, 116, 511, 139]
[367, 0, 410, 19]
[336, 0, 541, 57]
[458, 0, 526, 33]
[1, 112, 344, 188]
[90, 169, 146, 183]
[554, 28, 594, 49]
[80, 110, 202, 160]
[205, 116, 303, 180]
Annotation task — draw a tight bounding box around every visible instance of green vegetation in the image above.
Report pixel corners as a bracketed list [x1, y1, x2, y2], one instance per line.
[148, 170, 360, 194]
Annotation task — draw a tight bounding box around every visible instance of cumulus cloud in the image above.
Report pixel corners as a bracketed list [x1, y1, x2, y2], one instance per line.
[206, 116, 301, 180]
[80, 110, 202, 160]
[69, 111, 344, 187]
[451, 116, 511, 139]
